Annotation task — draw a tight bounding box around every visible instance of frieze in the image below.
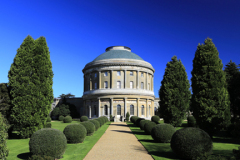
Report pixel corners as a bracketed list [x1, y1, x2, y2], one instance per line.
[113, 100, 124, 103]
[127, 101, 137, 103]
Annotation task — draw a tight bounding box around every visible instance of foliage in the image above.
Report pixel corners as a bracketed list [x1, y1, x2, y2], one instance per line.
[151, 116, 160, 124]
[110, 114, 113, 121]
[46, 116, 51, 122]
[136, 118, 145, 127]
[58, 93, 75, 99]
[80, 116, 89, 122]
[171, 127, 213, 160]
[144, 121, 157, 135]
[80, 121, 95, 136]
[59, 115, 64, 121]
[89, 120, 100, 131]
[100, 116, 108, 123]
[191, 38, 231, 138]
[187, 116, 197, 127]
[126, 112, 130, 121]
[227, 121, 240, 138]
[8, 35, 54, 138]
[63, 116, 72, 123]
[224, 60, 240, 122]
[0, 113, 9, 159]
[232, 146, 240, 160]
[51, 107, 59, 117]
[130, 116, 138, 123]
[61, 97, 79, 118]
[0, 83, 12, 123]
[159, 56, 191, 127]
[151, 123, 176, 143]
[59, 104, 70, 117]
[95, 118, 103, 127]
[44, 122, 51, 128]
[140, 120, 150, 130]
[28, 155, 54, 160]
[63, 124, 87, 143]
[29, 128, 67, 159]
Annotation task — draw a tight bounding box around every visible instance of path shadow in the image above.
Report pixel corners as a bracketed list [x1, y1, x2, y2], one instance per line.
[17, 152, 31, 159]
[110, 124, 129, 127]
[111, 130, 133, 134]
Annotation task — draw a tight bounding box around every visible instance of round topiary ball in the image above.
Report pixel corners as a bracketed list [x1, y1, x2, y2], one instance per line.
[63, 116, 72, 123]
[151, 124, 176, 143]
[80, 121, 95, 136]
[136, 118, 145, 127]
[63, 124, 87, 143]
[46, 116, 51, 122]
[187, 116, 197, 127]
[140, 120, 150, 130]
[99, 118, 104, 126]
[95, 119, 102, 127]
[171, 127, 213, 160]
[44, 122, 51, 128]
[89, 120, 100, 131]
[151, 116, 160, 124]
[144, 121, 157, 135]
[59, 115, 64, 121]
[80, 116, 88, 122]
[130, 116, 136, 123]
[29, 128, 67, 159]
[131, 116, 139, 124]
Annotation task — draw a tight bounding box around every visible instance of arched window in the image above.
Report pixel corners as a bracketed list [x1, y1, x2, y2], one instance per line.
[130, 105, 134, 115]
[141, 105, 144, 116]
[117, 104, 121, 115]
[104, 105, 108, 115]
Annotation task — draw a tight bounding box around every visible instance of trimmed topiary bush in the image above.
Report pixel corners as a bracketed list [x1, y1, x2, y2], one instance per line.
[151, 115, 160, 124]
[28, 155, 54, 160]
[99, 118, 105, 126]
[44, 122, 51, 128]
[46, 116, 51, 122]
[140, 120, 150, 130]
[136, 118, 145, 127]
[144, 121, 157, 135]
[80, 121, 95, 136]
[59, 115, 64, 121]
[95, 118, 103, 127]
[63, 116, 72, 123]
[187, 116, 197, 127]
[130, 116, 138, 124]
[63, 124, 87, 143]
[126, 112, 130, 121]
[29, 128, 67, 159]
[99, 117, 105, 123]
[89, 120, 100, 131]
[171, 127, 213, 160]
[80, 116, 88, 122]
[151, 123, 176, 143]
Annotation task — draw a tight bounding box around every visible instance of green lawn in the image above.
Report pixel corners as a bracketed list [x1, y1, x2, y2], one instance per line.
[127, 120, 240, 160]
[7, 120, 111, 160]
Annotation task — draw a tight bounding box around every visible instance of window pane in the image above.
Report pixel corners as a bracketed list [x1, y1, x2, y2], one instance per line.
[141, 105, 144, 115]
[130, 71, 133, 76]
[130, 81, 133, 89]
[117, 71, 120, 76]
[105, 105, 108, 115]
[105, 72, 108, 76]
[130, 105, 134, 115]
[117, 105, 121, 115]
[105, 81, 108, 88]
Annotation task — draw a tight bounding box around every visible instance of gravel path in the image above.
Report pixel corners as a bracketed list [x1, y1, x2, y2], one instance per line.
[83, 122, 154, 160]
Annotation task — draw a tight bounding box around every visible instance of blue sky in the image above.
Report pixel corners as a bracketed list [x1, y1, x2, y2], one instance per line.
[1, 0, 240, 98]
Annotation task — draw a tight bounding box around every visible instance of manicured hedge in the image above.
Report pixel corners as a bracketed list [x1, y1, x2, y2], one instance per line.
[63, 116, 72, 123]
[136, 118, 145, 127]
[63, 124, 87, 143]
[171, 127, 213, 159]
[95, 118, 103, 127]
[80, 121, 95, 136]
[80, 116, 88, 122]
[89, 120, 100, 131]
[130, 116, 138, 124]
[29, 128, 67, 159]
[151, 116, 160, 124]
[140, 120, 150, 130]
[144, 121, 157, 135]
[59, 115, 64, 121]
[151, 124, 176, 143]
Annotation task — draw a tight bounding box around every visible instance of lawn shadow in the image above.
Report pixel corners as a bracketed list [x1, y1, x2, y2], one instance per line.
[213, 137, 240, 145]
[8, 132, 21, 139]
[139, 139, 155, 143]
[17, 152, 31, 159]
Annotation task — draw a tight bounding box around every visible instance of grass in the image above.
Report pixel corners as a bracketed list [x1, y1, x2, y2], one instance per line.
[127, 120, 240, 160]
[7, 120, 111, 160]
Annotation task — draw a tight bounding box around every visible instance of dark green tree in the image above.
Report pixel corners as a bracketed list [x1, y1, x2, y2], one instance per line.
[191, 38, 231, 138]
[224, 60, 240, 122]
[159, 56, 191, 127]
[0, 83, 12, 120]
[58, 93, 75, 99]
[61, 97, 78, 118]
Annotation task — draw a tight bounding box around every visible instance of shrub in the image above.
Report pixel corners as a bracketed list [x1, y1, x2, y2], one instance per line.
[80, 116, 88, 122]
[151, 124, 176, 143]
[100, 116, 108, 123]
[80, 121, 95, 136]
[227, 121, 240, 138]
[131, 116, 139, 124]
[51, 107, 60, 117]
[187, 116, 197, 127]
[59, 115, 64, 121]
[0, 113, 9, 159]
[170, 127, 213, 160]
[63, 124, 87, 143]
[59, 104, 70, 117]
[126, 112, 130, 121]
[140, 120, 150, 130]
[100, 117, 106, 123]
[151, 116, 160, 124]
[144, 121, 157, 135]
[46, 116, 51, 122]
[95, 118, 103, 127]
[28, 155, 54, 160]
[29, 128, 67, 159]
[99, 118, 105, 126]
[232, 146, 240, 160]
[89, 120, 100, 131]
[136, 118, 145, 127]
[44, 122, 51, 128]
[63, 116, 72, 123]
[110, 115, 113, 121]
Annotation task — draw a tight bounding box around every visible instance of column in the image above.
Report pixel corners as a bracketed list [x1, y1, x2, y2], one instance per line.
[110, 97, 113, 116]
[151, 100, 154, 116]
[89, 105, 91, 119]
[146, 72, 148, 90]
[137, 98, 140, 117]
[99, 71, 101, 89]
[98, 98, 101, 117]
[124, 97, 127, 117]
[124, 70, 126, 89]
[146, 99, 148, 118]
[137, 70, 139, 89]
[110, 70, 113, 89]
[152, 75, 154, 92]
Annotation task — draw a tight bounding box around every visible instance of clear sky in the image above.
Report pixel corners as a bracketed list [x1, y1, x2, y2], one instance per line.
[1, 0, 240, 98]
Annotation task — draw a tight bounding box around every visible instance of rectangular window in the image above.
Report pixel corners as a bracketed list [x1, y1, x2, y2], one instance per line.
[141, 82, 144, 89]
[141, 72, 144, 77]
[104, 81, 108, 89]
[130, 71, 133, 76]
[95, 73, 97, 78]
[117, 81, 121, 89]
[104, 72, 108, 76]
[130, 81, 133, 89]
[117, 71, 121, 76]
[95, 82, 97, 89]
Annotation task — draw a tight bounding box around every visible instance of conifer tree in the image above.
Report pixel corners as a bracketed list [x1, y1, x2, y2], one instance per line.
[0, 83, 11, 120]
[191, 38, 231, 138]
[224, 60, 240, 122]
[159, 56, 191, 127]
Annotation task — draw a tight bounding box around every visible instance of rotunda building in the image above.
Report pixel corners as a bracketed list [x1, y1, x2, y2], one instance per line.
[82, 46, 155, 121]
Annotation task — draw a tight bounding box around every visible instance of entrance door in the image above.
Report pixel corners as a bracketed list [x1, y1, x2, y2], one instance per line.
[117, 104, 121, 118]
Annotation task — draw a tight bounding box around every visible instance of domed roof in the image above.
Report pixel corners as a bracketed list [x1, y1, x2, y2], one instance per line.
[93, 46, 143, 61]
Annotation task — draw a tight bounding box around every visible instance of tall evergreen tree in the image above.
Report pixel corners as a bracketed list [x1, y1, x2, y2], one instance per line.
[0, 83, 11, 120]
[159, 56, 191, 127]
[8, 35, 37, 138]
[191, 38, 231, 138]
[224, 60, 240, 122]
